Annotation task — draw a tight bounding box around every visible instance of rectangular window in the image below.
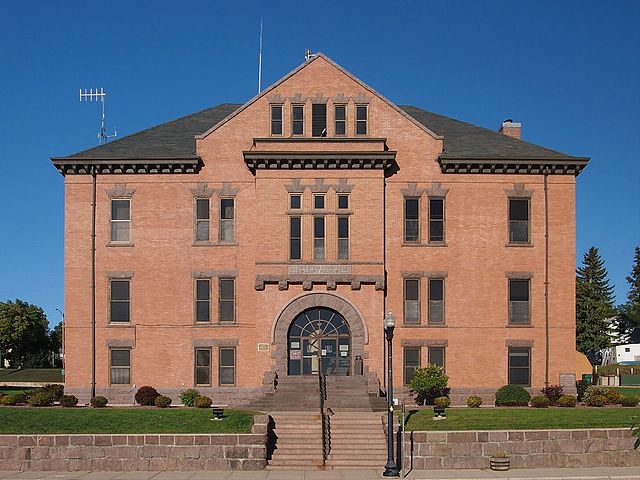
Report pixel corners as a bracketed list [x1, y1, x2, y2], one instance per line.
[110, 279, 130, 323]
[338, 216, 349, 260]
[271, 104, 283, 135]
[312, 103, 327, 137]
[292, 105, 304, 135]
[219, 347, 236, 386]
[337, 194, 349, 210]
[110, 348, 130, 385]
[428, 278, 444, 324]
[314, 194, 325, 209]
[404, 278, 420, 324]
[219, 198, 235, 242]
[404, 197, 420, 243]
[195, 348, 211, 386]
[195, 198, 210, 241]
[428, 347, 445, 370]
[110, 199, 130, 242]
[290, 216, 302, 260]
[314, 216, 325, 260]
[509, 279, 530, 324]
[290, 194, 301, 210]
[509, 198, 530, 243]
[195, 279, 210, 322]
[219, 278, 235, 323]
[429, 198, 445, 243]
[404, 347, 420, 386]
[334, 105, 346, 135]
[508, 348, 531, 386]
[356, 105, 368, 135]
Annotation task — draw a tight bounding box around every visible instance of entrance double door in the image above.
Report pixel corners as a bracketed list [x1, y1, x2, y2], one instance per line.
[302, 337, 350, 375]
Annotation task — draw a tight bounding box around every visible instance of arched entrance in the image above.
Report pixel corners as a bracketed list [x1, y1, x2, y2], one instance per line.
[288, 307, 351, 376]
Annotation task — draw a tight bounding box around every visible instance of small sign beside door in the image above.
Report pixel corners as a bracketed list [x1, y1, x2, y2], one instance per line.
[290, 350, 302, 360]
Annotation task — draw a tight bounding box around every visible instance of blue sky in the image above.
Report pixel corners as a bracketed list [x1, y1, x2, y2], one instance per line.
[0, 1, 638, 328]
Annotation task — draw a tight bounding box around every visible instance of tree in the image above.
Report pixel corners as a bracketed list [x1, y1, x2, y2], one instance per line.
[617, 246, 640, 343]
[576, 247, 616, 359]
[0, 299, 50, 368]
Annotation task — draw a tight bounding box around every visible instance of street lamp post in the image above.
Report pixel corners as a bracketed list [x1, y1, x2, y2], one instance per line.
[383, 312, 399, 477]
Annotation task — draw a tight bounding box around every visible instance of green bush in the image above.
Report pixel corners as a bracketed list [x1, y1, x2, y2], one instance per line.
[540, 385, 564, 405]
[556, 394, 577, 407]
[0, 393, 24, 406]
[42, 384, 65, 402]
[495, 385, 531, 406]
[576, 380, 588, 402]
[604, 389, 622, 405]
[59, 395, 79, 407]
[530, 395, 550, 408]
[194, 395, 212, 408]
[28, 390, 54, 407]
[582, 385, 608, 405]
[179, 388, 200, 407]
[135, 386, 159, 406]
[155, 395, 172, 408]
[620, 395, 640, 407]
[466, 395, 482, 408]
[584, 394, 607, 407]
[409, 365, 449, 405]
[90, 396, 108, 408]
[434, 396, 450, 408]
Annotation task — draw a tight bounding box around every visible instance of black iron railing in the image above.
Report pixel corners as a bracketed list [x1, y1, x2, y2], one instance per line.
[319, 363, 329, 464]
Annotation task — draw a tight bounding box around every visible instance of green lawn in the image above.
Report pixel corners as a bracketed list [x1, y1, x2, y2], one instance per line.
[0, 369, 63, 383]
[404, 407, 640, 431]
[607, 386, 640, 396]
[0, 407, 256, 434]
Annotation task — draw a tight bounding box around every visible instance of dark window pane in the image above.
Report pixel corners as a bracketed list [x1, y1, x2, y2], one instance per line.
[429, 301, 444, 324]
[290, 239, 301, 260]
[510, 221, 529, 243]
[356, 105, 367, 120]
[335, 105, 346, 121]
[510, 199, 529, 221]
[196, 367, 210, 385]
[196, 349, 211, 367]
[314, 217, 325, 237]
[196, 199, 209, 220]
[271, 105, 282, 120]
[111, 368, 130, 385]
[290, 195, 301, 209]
[111, 349, 130, 367]
[196, 301, 210, 322]
[111, 222, 130, 242]
[196, 220, 209, 241]
[338, 217, 349, 238]
[196, 279, 209, 301]
[338, 195, 349, 209]
[405, 198, 418, 219]
[111, 280, 129, 301]
[220, 302, 234, 322]
[509, 302, 529, 324]
[429, 279, 443, 301]
[509, 369, 529, 385]
[429, 198, 443, 220]
[292, 105, 304, 135]
[510, 280, 529, 301]
[314, 195, 325, 209]
[312, 103, 327, 137]
[220, 368, 234, 385]
[404, 348, 420, 385]
[405, 279, 419, 301]
[509, 349, 530, 367]
[220, 348, 235, 367]
[111, 200, 130, 220]
[110, 302, 129, 322]
[429, 221, 444, 242]
[293, 106, 303, 120]
[220, 279, 234, 300]
[429, 348, 445, 367]
[221, 199, 234, 219]
[272, 120, 282, 135]
[290, 217, 301, 236]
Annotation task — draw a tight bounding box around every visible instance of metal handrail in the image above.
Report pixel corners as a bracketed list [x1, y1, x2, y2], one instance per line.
[318, 358, 329, 464]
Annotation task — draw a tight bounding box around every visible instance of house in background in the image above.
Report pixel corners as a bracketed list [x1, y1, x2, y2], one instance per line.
[52, 54, 588, 405]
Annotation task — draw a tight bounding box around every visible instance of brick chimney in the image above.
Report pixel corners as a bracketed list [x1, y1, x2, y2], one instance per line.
[499, 119, 521, 139]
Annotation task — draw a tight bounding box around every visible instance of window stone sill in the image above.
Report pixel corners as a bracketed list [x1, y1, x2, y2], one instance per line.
[107, 323, 133, 327]
[193, 323, 239, 327]
[506, 242, 534, 247]
[402, 242, 448, 248]
[192, 242, 239, 247]
[107, 242, 134, 247]
[506, 323, 533, 328]
[401, 324, 448, 328]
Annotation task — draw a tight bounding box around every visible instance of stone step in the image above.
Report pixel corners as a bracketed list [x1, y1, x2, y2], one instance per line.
[325, 459, 387, 467]
[268, 458, 324, 466]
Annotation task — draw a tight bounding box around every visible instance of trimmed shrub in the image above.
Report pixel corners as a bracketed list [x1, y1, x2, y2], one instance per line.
[155, 395, 172, 408]
[90, 396, 108, 408]
[135, 386, 160, 406]
[409, 365, 449, 405]
[540, 384, 564, 405]
[434, 396, 451, 408]
[59, 395, 79, 407]
[576, 380, 588, 402]
[466, 395, 483, 408]
[42, 384, 65, 402]
[530, 395, 550, 408]
[495, 385, 531, 406]
[194, 395, 212, 408]
[557, 394, 577, 407]
[584, 394, 607, 407]
[28, 389, 54, 407]
[582, 385, 608, 405]
[620, 395, 640, 407]
[604, 389, 622, 405]
[0, 393, 24, 406]
[179, 388, 200, 407]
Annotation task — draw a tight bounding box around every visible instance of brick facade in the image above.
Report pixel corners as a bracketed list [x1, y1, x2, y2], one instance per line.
[57, 54, 584, 405]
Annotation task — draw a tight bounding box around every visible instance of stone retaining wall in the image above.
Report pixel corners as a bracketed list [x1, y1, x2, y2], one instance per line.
[404, 428, 640, 470]
[0, 416, 270, 471]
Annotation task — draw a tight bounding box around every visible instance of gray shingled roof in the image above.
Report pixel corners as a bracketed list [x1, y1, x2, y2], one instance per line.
[53, 103, 583, 161]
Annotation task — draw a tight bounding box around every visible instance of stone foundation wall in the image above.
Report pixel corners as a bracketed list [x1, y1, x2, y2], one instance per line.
[404, 428, 640, 470]
[0, 416, 270, 471]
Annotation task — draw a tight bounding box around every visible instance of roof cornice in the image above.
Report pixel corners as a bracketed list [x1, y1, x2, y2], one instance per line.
[243, 150, 396, 173]
[51, 157, 203, 176]
[438, 156, 590, 176]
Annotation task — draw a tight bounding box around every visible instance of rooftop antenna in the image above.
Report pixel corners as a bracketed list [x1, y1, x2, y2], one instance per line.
[79, 87, 117, 145]
[305, 49, 317, 61]
[257, 18, 263, 94]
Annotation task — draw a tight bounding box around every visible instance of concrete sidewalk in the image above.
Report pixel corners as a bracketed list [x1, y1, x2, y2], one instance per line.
[0, 468, 639, 480]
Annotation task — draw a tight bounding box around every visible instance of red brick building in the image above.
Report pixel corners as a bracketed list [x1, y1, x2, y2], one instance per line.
[52, 54, 588, 405]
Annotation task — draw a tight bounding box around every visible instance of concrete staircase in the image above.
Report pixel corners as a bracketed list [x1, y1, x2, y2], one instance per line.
[326, 376, 387, 412]
[325, 412, 388, 469]
[267, 412, 325, 470]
